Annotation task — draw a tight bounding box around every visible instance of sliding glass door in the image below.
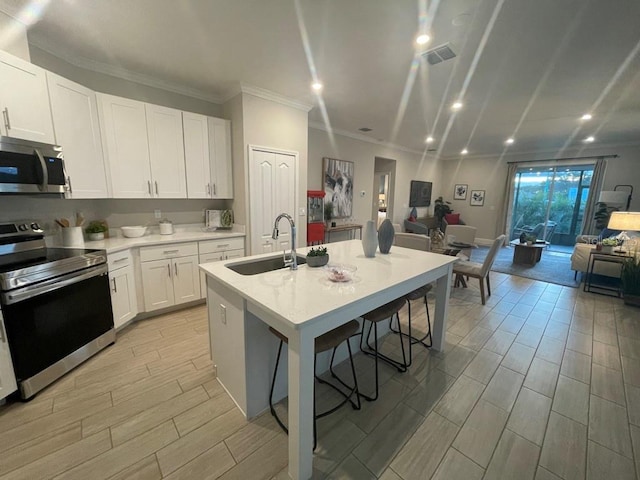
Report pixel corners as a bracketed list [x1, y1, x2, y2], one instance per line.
[511, 165, 593, 248]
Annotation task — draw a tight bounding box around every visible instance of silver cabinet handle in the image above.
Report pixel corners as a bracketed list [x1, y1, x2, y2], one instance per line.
[147, 180, 152, 195]
[163, 249, 179, 254]
[167, 264, 171, 277]
[206, 183, 211, 196]
[155, 181, 159, 195]
[213, 183, 217, 195]
[113, 257, 127, 264]
[112, 278, 117, 293]
[174, 262, 178, 276]
[67, 176, 73, 194]
[216, 244, 229, 249]
[2, 108, 10, 131]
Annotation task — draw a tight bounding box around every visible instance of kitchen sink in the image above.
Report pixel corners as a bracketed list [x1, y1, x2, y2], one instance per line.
[226, 255, 307, 275]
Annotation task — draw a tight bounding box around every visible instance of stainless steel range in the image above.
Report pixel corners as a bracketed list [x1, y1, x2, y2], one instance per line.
[0, 221, 114, 399]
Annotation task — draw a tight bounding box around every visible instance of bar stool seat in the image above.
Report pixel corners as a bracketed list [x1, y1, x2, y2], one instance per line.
[359, 297, 408, 401]
[268, 320, 361, 450]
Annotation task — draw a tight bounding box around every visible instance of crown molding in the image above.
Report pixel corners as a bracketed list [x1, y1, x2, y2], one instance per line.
[232, 83, 313, 112]
[309, 122, 427, 156]
[28, 37, 224, 104]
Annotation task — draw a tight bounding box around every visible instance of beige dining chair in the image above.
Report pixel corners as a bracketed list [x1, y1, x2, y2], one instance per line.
[453, 234, 506, 305]
[444, 225, 477, 260]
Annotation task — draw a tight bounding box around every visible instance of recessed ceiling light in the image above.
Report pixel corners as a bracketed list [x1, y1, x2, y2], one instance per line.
[452, 102, 463, 111]
[584, 136, 595, 143]
[311, 82, 323, 91]
[580, 113, 592, 121]
[416, 34, 430, 45]
[505, 138, 515, 145]
[461, 148, 468, 155]
[425, 136, 434, 144]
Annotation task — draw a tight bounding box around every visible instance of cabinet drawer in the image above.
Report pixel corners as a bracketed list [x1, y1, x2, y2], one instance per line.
[199, 237, 244, 254]
[108, 250, 132, 270]
[140, 242, 198, 262]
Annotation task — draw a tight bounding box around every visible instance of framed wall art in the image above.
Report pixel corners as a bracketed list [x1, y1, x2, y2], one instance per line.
[323, 157, 354, 218]
[454, 184, 468, 200]
[470, 190, 485, 206]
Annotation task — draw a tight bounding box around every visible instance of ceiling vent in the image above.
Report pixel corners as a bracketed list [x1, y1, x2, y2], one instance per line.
[358, 127, 372, 132]
[422, 43, 457, 65]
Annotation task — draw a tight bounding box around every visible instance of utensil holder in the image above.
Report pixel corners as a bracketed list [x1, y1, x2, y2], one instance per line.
[62, 227, 84, 247]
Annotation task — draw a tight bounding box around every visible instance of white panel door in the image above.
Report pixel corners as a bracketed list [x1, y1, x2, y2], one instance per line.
[109, 265, 138, 328]
[0, 311, 17, 401]
[274, 153, 296, 251]
[209, 117, 233, 198]
[46, 72, 108, 198]
[249, 150, 276, 255]
[0, 50, 55, 143]
[97, 93, 152, 198]
[145, 104, 187, 198]
[141, 259, 175, 312]
[183, 112, 211, 198]
[173, 255, 200, 305]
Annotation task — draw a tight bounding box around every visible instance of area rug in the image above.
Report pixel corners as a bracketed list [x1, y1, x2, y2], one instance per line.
[471, 246, 580, 288]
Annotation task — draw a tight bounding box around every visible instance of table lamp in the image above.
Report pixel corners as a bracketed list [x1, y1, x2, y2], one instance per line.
[607, 212, 640, 252]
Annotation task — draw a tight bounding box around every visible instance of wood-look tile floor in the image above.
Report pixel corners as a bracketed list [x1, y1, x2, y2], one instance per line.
[1, 273, 639, 480]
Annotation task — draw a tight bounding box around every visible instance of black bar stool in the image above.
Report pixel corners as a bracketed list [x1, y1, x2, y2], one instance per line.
[359, 297, 408, 401]
[389, 284, 433, 366]
[268, 320, 361, 450]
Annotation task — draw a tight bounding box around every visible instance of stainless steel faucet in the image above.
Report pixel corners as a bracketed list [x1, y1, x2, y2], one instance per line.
[272, 213, 297, 270]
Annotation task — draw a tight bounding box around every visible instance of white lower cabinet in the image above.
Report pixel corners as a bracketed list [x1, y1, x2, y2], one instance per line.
[107, 251, 138, 329]
[140, 243, 200, 312]
[198, 238, 245, 298]
[0, 310, 18, 401]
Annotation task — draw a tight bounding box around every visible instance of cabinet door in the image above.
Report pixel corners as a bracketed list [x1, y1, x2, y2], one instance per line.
[199, 252, 224, 299]
[0, 311, 18, 401]
[145, 104, 187, 198]
[46, 72, 108, 198]
[0, 50, 55, 143]
[109, 265, 138, 329]
[173, 255, 200, 305]
[224, 249, 245, 260]
[183, 112, 211, 199]
[208, 117, 233, 198]
[141, 259, 174, 312]
[97, 93, 152, 198]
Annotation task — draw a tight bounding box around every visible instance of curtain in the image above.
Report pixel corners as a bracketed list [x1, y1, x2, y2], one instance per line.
[497, 162, 519, 244]
[581, 157, 607, 235]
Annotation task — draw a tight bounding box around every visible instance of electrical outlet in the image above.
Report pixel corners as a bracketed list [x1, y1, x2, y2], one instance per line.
[220, 304, 227, 324]
[154, 209, 161, 219]
[299, 208, 306, 216]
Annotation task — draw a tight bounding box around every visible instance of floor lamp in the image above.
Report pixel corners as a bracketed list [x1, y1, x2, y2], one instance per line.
[607, 212, 640, 252]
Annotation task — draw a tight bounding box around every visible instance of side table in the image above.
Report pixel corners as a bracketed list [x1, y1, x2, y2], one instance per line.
[584, 250, 628, 297]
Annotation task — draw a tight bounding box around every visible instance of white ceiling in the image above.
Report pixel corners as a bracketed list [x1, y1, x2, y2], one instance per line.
[2, 0, 640, 157]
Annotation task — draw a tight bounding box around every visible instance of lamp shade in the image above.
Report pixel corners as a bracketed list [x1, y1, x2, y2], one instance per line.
[598, 191, 629, 205]
[608, 211, 640, 231]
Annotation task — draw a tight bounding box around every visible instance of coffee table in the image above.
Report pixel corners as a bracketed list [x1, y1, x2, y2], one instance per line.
[509, 240, 549, 266]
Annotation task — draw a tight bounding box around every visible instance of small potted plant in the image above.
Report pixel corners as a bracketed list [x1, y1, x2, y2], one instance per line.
[621, 247, 640, 307]
[306, 246, 329, 267]
[601, 237, 619, 253]
[85, 220, 108, 241]
[433, 196, 453, 230]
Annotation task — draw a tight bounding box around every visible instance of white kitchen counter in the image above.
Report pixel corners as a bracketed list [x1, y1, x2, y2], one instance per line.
[82, 229, 245, 254]
[200, 239, 457, 480]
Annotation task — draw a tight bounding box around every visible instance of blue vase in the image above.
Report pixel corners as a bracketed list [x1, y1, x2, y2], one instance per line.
[362, 220, 378, 257]
[378, 219, 395, 254]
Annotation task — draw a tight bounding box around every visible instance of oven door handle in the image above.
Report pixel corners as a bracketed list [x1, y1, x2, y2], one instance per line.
[2, 264, 108, 305]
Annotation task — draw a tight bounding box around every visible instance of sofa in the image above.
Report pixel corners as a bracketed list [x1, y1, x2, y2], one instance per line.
[570, 234, 628, 279]
[404, 214, 465, 234]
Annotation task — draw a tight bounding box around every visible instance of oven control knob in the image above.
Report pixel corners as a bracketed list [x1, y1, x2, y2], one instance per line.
[31, 223, 42, 231]
[18, 224, 28, 231]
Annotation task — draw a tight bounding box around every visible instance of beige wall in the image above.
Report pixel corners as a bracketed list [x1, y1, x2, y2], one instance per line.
[439, 144, 640, 241]
[308, 128, 442, 232]
[0, 12, 30, 61]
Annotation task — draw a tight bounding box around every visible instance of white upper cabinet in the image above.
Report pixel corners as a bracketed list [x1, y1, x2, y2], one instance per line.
[97, 93, 152, 198]
[46, 72, 109, 198]
[0, 50, 55, 144]
[183, 112, 210, 199]
[184, 114, 233, 199]
[208, 117, 233, 199]
[145, 104, 187, 198]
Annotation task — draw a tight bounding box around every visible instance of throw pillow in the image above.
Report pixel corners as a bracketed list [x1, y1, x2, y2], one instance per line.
[598, 228, 621, 240]
[408, 216, 416, 222]
[444, 213, 460, 225]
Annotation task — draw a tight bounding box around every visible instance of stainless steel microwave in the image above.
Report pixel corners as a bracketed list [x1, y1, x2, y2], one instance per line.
[0, 136, 67, 195]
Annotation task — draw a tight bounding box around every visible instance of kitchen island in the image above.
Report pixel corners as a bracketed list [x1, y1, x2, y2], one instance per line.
[200, 239, 458, 480]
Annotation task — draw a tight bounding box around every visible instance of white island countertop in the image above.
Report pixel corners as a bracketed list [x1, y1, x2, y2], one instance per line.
[200, 239, 458, 480]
